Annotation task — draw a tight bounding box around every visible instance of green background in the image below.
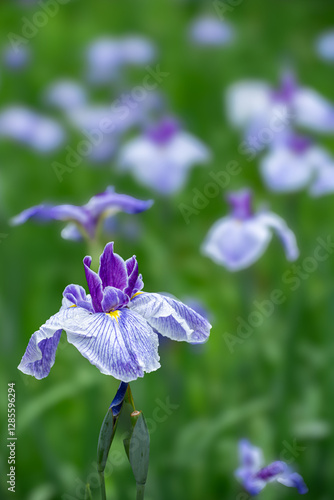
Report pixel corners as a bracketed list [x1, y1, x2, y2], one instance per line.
[1, 0, 334, 499]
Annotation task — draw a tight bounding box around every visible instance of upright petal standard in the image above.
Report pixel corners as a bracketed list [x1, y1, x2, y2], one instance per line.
[201, 189, 299, 271]
[235, 439, 308, 495]
[18, 242, 211, 382]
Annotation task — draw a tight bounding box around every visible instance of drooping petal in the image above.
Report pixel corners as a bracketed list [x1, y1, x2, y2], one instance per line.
[256, 212, 299, 261]
[19, 305, 160, 382]
[129, 292, 211, 343]
[83, 256, 103, 312]
[11, 205, 55, 225]
[260, 146, 314, 193]
[64, 307, 160, 382]
[18, 329, 62, 380]
[293, 87, 334, 133]
[98, 242, 128, 290]
[167, 132, 211, 169]
[310, 159, 334, 197]
[277, 471, 308, 494]
[201, 217, 272, 271]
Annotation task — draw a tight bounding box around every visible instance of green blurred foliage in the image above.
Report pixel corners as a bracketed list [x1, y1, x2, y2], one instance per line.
[1, 0, 334, 499]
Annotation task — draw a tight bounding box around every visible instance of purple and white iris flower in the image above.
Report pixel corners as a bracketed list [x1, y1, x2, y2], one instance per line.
[201, 189, 299, 271]
[235, 439, 308, 495]
[11, 186, 153, 241]
[188, 15, 235, 46]
[119, 117, 211, 194]
[0, 106, 65, 152]
[226, 72, 334, 141]
[315, 29, 334, 62]
[86, 36, 155, 84]
[18, 242, 211, 381]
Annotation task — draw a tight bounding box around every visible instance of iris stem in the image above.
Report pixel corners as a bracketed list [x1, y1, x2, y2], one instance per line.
[136, 483, 146, 500]
[99, 471, 107, 500]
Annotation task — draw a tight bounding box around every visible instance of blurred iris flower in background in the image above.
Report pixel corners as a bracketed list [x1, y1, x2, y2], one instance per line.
[0, 106, 65, 152]
[188, 15, 235, 47]
[119, 116, 211, 194]
[11, 186, 153, 241]
[201, 189, 299, 271]
[235, 439, 308, 495]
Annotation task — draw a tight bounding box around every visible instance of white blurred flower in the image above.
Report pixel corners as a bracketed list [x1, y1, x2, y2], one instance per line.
[188, 16, 235, 46]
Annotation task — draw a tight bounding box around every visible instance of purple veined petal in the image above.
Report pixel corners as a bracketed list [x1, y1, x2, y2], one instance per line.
[98, 242, 128, 290]
[47, 204, 90, 227]
[44, 79, 87, 111]
[277, 471, 308, 494]
[83, 256, 104, 312]
[64, 307, 160, 382]
[225, 80, 272, 128]
[255, 461, 287, 482]
[201, 216, 272, 271]
[293, 87, 334, 133]
[85, 186, 154, 218]
[129, 292, 211, 343]
[18, 305, 160, 382]
[132, 274, 144, 296]
[101, 286, 129, 312]
[260, 146, 315, 193]
[124, 256, 139, 298]
[188, 15, 235, 46]
[315, 29, 334, 62]
[256, 212, 299, 262]
[18, 329, 62, 380]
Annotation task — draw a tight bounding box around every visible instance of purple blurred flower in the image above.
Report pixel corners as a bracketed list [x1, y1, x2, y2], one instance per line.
[0, 106, 65, 152]
[260, 132, 333, 193]
[188, 16, 235, 46]
[18, 242, 211, 381]
[226, 72, 334, 139]
[2, 44, 31, 70]
[11, 186, 153, 241]
[86, 36, 156, 84]
[315, 29, 334, 62]
[201, 189, 299, 271]
[119, 117, 211, 194]
[235, 439, 308, 495]
[44, 79, 87, 111]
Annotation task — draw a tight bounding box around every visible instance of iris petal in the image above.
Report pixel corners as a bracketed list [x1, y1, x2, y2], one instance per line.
[129, 292, 211, 343]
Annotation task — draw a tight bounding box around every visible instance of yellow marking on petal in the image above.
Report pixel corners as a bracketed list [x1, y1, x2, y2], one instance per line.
[106, 310, 120, 322]
[132, 291, 143, 300]
[70, 304, 77, 307]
